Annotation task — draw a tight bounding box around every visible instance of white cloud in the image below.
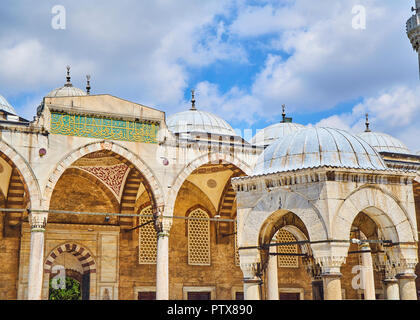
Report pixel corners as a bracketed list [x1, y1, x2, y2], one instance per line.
[313, 85, 420, 152]
[187, 81, 262, 124]
[248, 0, 418, 115]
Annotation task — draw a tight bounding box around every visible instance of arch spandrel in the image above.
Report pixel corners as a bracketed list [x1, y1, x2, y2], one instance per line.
[332, 185, 417, 243]
[238, 189, 328, 249]
[43, 140, 164, 211]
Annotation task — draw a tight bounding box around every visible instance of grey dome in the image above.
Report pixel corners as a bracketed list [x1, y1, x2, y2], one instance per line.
[0, 95, 17, 115]
[167, 109, 237, 136]
[253, 127, 388, 175]
[251, 122, 306, 147]
[46, 86, 87, 98]
[46, 66, 87, 98]
[358, 131, 411, 154]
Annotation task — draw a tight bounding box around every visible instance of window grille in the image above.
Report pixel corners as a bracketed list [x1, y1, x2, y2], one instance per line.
[188, 208, 210, 266]
[234, 222, 240, 266]
[138, 206, 157, 264]
[276, 229, 299, 268]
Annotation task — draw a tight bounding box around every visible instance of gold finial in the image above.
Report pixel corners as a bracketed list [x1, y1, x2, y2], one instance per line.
[281, 104, 286, 122]
[190, 89, 196, 110]
[365, 113, 371, 132]
[86, 75, 91, 95]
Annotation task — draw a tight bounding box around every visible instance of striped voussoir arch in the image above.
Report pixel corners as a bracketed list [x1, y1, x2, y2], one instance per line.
[44, 243, 96, 274]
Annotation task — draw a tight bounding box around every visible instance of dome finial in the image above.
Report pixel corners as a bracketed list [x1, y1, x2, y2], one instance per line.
[281, 104, 286, 123]
[86, 75, 91, 95]
[365, 113, 371, 132]
[190, 89, 196, 111]
[65, 65, 73, 87]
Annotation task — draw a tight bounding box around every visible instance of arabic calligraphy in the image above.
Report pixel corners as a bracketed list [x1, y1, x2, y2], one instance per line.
[50, 112, 158, 143]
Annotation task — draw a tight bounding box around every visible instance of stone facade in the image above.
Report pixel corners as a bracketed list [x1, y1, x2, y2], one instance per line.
[0, 90, 419, 301]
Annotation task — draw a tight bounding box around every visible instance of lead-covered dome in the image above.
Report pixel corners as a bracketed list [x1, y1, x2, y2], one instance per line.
[251, 122, 305, 147]
[167, 109, 237, 136]
[167, 90, 237, 136]
[46, 66, 87, 98]
[356, 114, 411, 154]
[253, 127, 388, 175]
[251, 106, 305, 147]
[357, 131, 411, 154]
[0, 95, 17, 115]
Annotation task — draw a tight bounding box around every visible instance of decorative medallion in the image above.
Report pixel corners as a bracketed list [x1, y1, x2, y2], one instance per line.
[207, 179, 217, 188]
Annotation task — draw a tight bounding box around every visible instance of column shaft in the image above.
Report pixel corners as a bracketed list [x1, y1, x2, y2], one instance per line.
[398, 274, 417, 300]
[156, 232, 169, 300]
[360, 245, 375, 300]
[27, 230, 45, 300]
[244, 281, 261, 300]
[266, 245, 279, 300]
[383, 279, 400, 300]
[322, 274, 342, 300]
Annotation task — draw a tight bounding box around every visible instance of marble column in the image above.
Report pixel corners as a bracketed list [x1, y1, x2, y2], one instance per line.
[27, 213, 47, 300]
[322, 273, 343, 300]
[360, 243, 375, 300]
[395, 247, 418, 300]
[241, 262, 261, 300]
[383, 278, 400, 300]
[316, 255, 346, 300]
[155, 215, 172, 300]
[397, 273, 418, 300]
[266, 243, 279, 300]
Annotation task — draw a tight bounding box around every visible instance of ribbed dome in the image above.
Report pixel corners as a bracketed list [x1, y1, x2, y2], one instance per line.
[0, 95, 17, 115]
[253, 127, 388, 175]
[167, 110, 237, 136]
[46, 86, 87, 98]
[358, 131, 411, 154]
[251, 122, 306, 147]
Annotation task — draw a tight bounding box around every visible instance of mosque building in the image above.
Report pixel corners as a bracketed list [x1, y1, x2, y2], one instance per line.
[0, 1, 420, 301]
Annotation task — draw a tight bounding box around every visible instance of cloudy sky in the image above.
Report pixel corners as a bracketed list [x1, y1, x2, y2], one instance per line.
[0, 0, 419, 151]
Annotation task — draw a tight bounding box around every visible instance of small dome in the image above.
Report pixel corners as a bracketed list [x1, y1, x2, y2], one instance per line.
[45, 66, 87, 98]
[358, 131, 411, 154]
[46, 86, 87, 98]
[253, 127, 387, 175]
[167, 110, 237, 136]
[167, 90, 237, 137]
[251, 122, 306, 147]
[0, 95, 17, 115]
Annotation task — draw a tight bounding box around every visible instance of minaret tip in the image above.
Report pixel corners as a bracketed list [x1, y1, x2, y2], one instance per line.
[190, 89, 196, 111]
[65, 65, 72, 87]
[365, 113, 371, 132]
[86, 75, 91, 95]
[281, 104, 286, 123]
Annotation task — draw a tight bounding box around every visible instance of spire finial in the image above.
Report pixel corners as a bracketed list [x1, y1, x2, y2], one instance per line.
[65, 65, 72, 87]
[365, 113, 371, 132]
[86, 75, 91, 95]
[190, 89, 196, 110]
[281, 104, 286, 122]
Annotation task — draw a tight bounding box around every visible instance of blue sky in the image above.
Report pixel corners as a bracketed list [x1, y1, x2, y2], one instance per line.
[0, 0, 419, 151]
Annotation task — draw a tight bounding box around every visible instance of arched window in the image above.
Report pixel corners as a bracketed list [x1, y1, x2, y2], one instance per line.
[138, 205, 157, 264]
[188, 208, 210, 266]
[276, 229, 299, 268]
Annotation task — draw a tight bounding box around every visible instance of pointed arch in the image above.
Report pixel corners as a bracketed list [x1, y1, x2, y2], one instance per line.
[332, 185, 416, 243]
[166, 152, 252, 218]
[0, 139, 41, 209]
[43, 140, 164, 212]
